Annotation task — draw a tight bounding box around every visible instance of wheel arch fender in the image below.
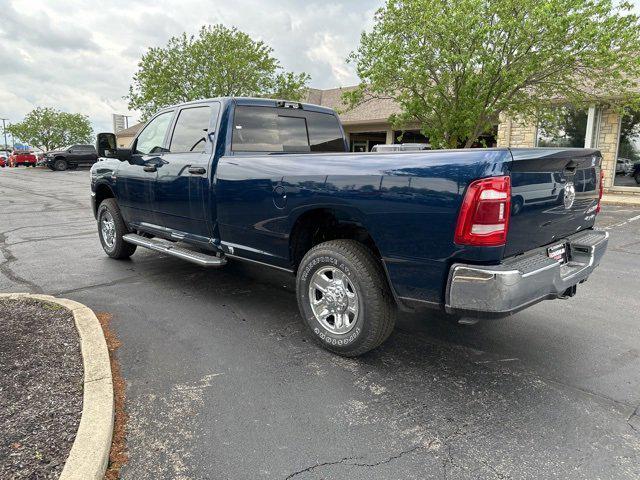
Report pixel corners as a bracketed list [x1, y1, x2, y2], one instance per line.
[93, 181, 116, 217]
[287, 204, 403, 308]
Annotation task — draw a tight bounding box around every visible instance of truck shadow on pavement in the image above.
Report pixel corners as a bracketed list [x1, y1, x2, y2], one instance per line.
[113, 251, 639, 480]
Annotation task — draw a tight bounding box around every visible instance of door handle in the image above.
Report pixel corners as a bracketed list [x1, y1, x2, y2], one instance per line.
[143, 165, 157, 172]
[188, 166, 206, 175]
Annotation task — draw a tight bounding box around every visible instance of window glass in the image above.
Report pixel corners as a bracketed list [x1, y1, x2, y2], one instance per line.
[613, 110, 640, 188]
[278, 116, 309, 152]
[306, 111, 344, 152]
[537, 107, 588, 147]
[232, 106, 346, 153]
[170, 106, 212, 153]
[135, 111, 173, 155]
[233, 107, 281, 152]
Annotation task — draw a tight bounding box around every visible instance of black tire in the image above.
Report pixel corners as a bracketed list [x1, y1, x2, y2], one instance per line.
[54, 158, 67, 171]
[97, 198, 137, 259]
[512, 196, 524, 215]
[296, 239, 396, 356]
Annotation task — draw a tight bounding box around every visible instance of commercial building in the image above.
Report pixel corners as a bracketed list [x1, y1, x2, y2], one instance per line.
[115, 86, 639, 196]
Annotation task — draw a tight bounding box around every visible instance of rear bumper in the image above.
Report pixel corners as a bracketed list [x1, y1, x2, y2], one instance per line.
[445, 229, 608, 318]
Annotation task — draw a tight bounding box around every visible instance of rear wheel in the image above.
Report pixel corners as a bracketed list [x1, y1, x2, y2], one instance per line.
[54, 158, 67, 171]
[296, 239, 396, 357]
[97, 198, 137, 259]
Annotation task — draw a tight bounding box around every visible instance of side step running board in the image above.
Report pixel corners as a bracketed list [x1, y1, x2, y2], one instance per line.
[123, 233, 227, 267]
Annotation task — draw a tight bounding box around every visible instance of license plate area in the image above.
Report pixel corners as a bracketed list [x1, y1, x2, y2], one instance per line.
[547, 242, 569, 264]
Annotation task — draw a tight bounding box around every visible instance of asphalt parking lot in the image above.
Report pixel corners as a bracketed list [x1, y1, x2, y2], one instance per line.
[1, 167, 639, 479]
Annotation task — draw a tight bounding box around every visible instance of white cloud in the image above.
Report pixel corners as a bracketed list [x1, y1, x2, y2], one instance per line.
[0, 0, 383, 137]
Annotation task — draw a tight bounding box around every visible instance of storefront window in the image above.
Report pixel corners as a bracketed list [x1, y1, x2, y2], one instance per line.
[536, 107, 589, 147]
[613, 110, 640, 188]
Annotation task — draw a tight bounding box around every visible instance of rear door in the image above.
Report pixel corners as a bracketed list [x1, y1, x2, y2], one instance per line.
[78, 145, 97, 165]
[153, 102, 220, 240]
[505, 148, 602, 257]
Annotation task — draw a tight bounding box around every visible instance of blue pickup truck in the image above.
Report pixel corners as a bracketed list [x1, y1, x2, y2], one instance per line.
[91, 97, 608, 356]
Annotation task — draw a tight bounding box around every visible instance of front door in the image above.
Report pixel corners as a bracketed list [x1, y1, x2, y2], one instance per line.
[116, 110, 174, 227]
[153, 102, 220, 241]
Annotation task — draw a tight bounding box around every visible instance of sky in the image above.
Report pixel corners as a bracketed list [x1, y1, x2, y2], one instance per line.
[0, 0, 383, 135]
[1, 0, 639, 138]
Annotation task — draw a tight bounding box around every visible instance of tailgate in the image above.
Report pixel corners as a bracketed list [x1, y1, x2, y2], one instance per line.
[505, 148, 602, 257]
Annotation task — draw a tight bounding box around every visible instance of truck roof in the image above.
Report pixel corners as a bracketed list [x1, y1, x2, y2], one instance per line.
[161, 96, 337, 116]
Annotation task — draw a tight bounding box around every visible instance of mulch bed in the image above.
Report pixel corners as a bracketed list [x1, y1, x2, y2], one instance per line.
[0, 298, 83, 479]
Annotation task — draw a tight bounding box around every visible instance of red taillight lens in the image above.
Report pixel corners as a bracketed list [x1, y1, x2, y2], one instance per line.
[454, 176, 511, 246]
[596, 169, 604, 214]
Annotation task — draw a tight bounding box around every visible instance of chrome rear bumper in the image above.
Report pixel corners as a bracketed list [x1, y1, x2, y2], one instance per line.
[445, 230, 609, 317]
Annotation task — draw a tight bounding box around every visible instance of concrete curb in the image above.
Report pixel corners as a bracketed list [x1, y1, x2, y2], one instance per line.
[602, 194, 640, 207]
[0, 293, 114, 480]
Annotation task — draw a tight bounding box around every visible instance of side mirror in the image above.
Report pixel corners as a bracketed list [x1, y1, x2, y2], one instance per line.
[97, 132, 117, 157]
[96, 132, 131, 161]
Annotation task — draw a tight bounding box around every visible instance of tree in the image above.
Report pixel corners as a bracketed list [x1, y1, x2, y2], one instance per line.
[5, 108, 93, 152]
[127, 25, 311, 120]
[345, 0, 640, 148]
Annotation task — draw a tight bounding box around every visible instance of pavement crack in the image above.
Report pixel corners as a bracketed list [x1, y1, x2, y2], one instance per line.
[351, 442, 426, 467]
[627, 404, 640, 433]
[284, 457, 360, 479]
[284, 439, 437, 478]
[0, 232, 43, 293]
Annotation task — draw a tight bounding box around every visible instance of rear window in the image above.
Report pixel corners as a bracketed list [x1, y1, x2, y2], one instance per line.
[232, 106, 344, 153]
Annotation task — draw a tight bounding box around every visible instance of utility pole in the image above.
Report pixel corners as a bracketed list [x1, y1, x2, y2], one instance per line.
[0, 118, 8, 152]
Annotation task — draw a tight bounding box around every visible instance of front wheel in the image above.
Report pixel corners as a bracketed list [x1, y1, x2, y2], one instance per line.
[97, 198, 137, 259]
[54, 159, 67, 171]
[296, 240, 396, 357]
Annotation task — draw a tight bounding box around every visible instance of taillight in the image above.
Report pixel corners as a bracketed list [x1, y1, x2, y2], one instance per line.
[596, 169, 604, 214]
[454, 176, 511, 247]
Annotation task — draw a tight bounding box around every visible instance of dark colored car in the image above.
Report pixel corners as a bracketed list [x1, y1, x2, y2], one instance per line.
[632, 162, 640, 184]
[44, 144, 98, 171]
[8, 150, 37, 167]
[90, 97, 608, 356]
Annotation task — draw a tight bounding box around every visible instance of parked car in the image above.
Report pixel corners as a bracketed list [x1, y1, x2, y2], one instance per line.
[371, 143, 431, 152]
[632, 162, 640, 185]
[616, 157, 634, 175]
[8, 149, 37, 167]
[0, 150, 9, 167]
[90, 97, 608, 356]
[44, 144, 98, 171]
[511, 172, 564, 214]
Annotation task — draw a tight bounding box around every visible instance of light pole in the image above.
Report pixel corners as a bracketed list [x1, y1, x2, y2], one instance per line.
[0, 118, 8, 152]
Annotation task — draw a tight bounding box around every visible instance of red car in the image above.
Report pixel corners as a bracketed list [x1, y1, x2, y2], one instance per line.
[8, 150, 37, 167]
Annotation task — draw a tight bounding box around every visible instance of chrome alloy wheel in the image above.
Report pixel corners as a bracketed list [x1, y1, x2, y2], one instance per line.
[100, 211, 116, 249]
[308, 266, 359, 335]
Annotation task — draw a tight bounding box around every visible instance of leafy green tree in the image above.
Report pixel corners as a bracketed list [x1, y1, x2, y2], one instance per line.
[346, 0, 640, 148]
[127, 25, 311, 119]
[5, 108, 93, 152]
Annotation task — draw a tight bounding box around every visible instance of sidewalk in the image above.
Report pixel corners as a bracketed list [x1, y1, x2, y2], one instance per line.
[602, 193, 640, 207]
